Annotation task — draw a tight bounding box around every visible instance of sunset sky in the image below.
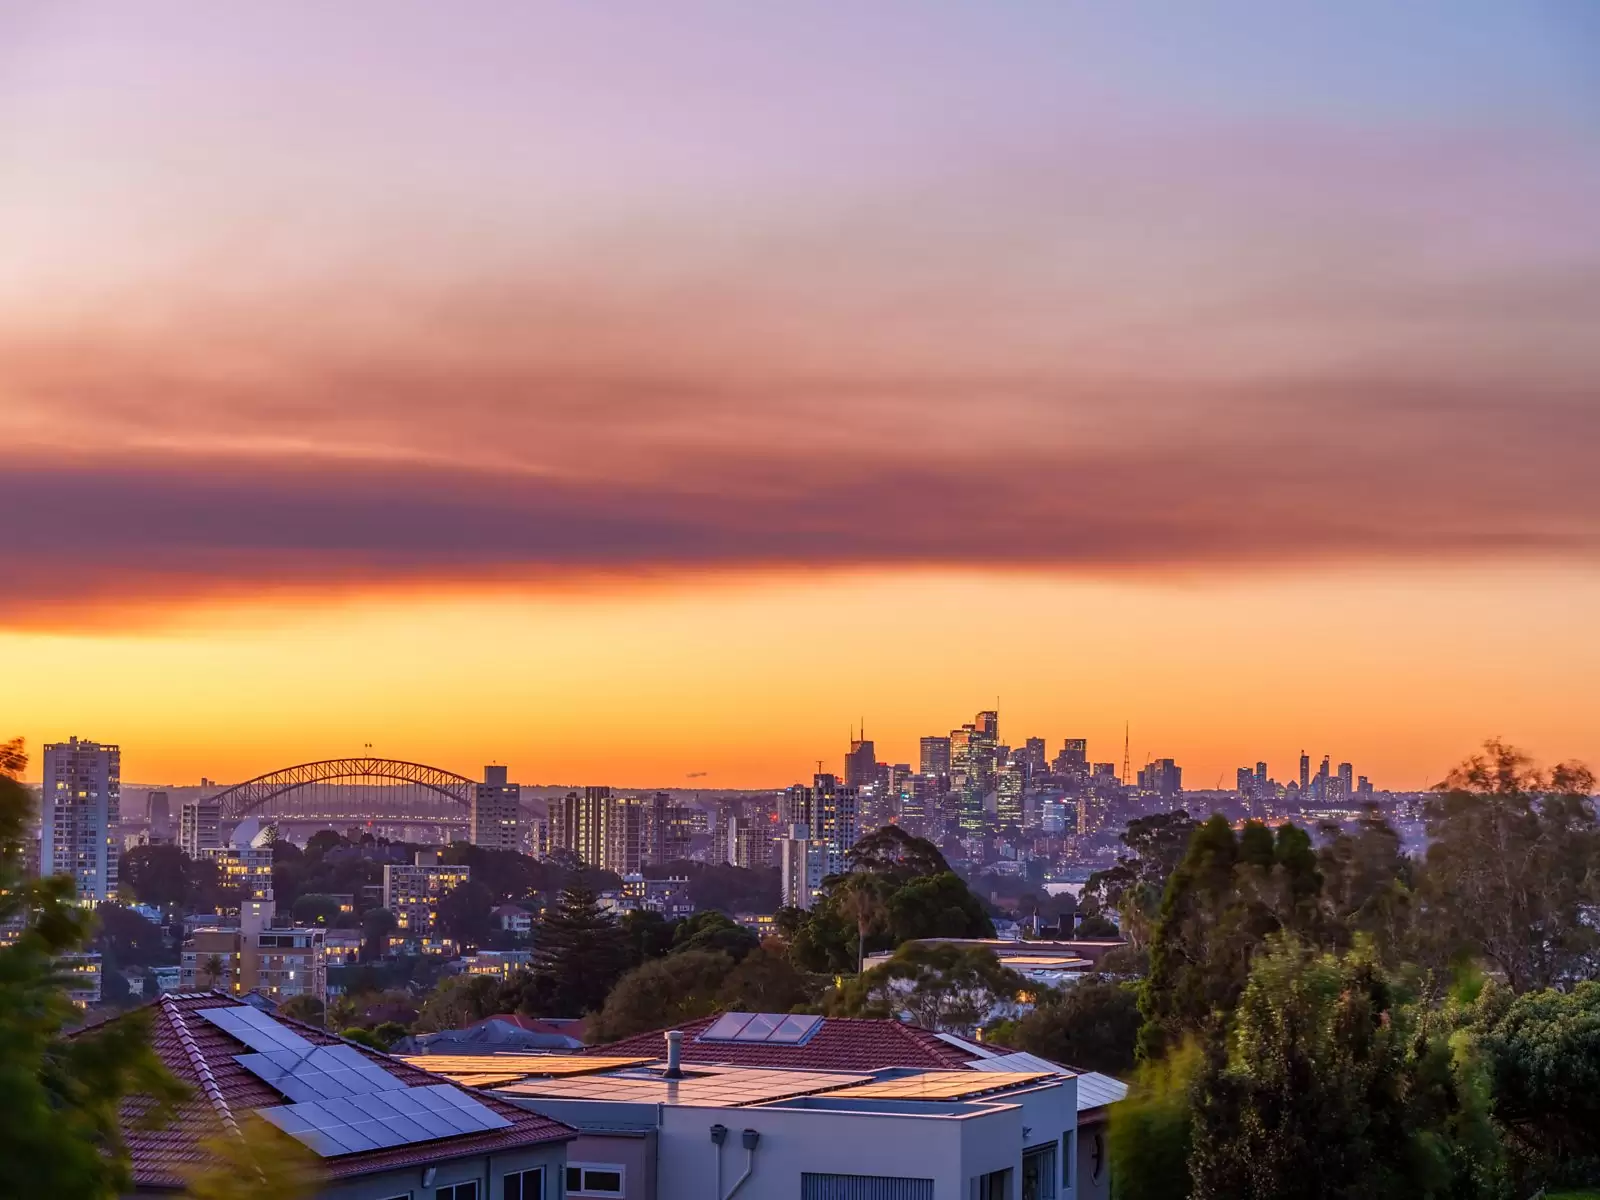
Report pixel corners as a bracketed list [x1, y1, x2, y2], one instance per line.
[4, 3, 1598, 789]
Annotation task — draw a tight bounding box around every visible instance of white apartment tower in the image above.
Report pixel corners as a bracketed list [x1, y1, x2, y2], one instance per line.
[41, 737, 121, 902]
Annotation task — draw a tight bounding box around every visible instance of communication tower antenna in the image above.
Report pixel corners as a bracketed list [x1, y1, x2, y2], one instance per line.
[1121, 722, 1132, 786]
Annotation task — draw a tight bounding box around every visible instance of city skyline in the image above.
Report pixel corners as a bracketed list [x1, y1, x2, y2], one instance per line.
[5, 3, 1598, 789]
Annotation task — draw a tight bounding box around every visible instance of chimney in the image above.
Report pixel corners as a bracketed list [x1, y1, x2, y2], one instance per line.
[665, 1029, 683, 1078]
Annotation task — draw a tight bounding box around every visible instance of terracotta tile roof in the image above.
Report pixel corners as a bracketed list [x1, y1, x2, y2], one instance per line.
[587, 1013, 980, 1071]
[77, 991, 575, 1190]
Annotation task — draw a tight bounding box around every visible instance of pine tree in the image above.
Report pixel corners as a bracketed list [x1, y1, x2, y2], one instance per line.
[530, 884, 629, 1016]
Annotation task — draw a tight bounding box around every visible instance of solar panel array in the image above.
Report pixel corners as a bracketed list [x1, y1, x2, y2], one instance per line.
[496, 1067, 870, 1107]
[236, 1045, 408, 1104]
[197, 1004, 513, 1159]
[697, 1012, 825, 1044]
[394, 1054, 654, 1082]
[824, 1071, 1056, 1101]
[256, 1083, 512, 1156]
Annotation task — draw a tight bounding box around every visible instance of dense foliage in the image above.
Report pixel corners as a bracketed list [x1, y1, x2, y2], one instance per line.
[1106, 740, 1600, 1200]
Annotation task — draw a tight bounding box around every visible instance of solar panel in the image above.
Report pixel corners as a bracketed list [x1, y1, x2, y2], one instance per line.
[236, 1044, 409, 1104]
[698, 1012, 826, 1045]
[824, 1071, 1055, 1101]
[495, 1068, 871, 1107]
[199, 1005, 314, 1055]
[394, 1054, 654, 1080]
[255, 1083, 511, 1158]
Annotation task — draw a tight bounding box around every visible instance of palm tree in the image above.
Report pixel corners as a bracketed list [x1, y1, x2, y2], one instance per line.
[831, 871, 893, 976]
[201, 954, 227, 991]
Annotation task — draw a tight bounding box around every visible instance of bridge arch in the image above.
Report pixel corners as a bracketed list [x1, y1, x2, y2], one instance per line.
[209, 757, 478, 824]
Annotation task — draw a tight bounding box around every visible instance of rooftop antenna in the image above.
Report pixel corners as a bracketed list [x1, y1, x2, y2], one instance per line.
[1121, 722, 1131, 786]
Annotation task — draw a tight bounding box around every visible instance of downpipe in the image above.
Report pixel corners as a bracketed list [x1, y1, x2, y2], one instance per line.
[710, 1125, 761, 1200]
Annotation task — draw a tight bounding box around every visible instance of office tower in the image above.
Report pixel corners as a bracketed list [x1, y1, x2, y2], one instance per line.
[1338, 762, 1354, 798]
[146, 790, 172, 841]
[1299, 752, 1311, 792]
[1316, 756, 1331, 802]
[975, 710, 999, 740]
[605, 797, 644, 875]
[1357, 776, 1373, 795]
[180, 800, 222, 859]
[919, 736, 952, 778]
[844, 726, 878, 789]
[470, 765, 522, 853]
[41, 737, 121, 902]
[549, 786, 611, 868]
[1237, 767, 1255, 795]
[1255, 762, 1268, 787]
[1076, 793, 1104, 837]
[1053, 738, 1089, 776]
[1137, 758, 1183, 799]
[382, 850, 471, 951]
[996, 761, 1025, 829]
[1020, 738, 1047, 775]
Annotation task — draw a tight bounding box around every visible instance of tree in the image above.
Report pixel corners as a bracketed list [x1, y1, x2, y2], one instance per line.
[436, 879, 496, 949]
[1108, 1043, 1203, 1200]
[823, 943, 1024, 1033]
[1470, 979, 1600, 1190]
[290, 893, 344, 928]
[885, 871, 995, 944]
[275, 995, 325, 1027]
[1420, 740, 1598, 992]
[361, 907, 398, 960]
[1082, 811, 1196, 948]
[847, 824, 950, 880]
[1186, 936, 1501, 1200]
[1316, 810, 1415, 963]
[530, 884, 629, 1016]
[200, 954, 228, 990]
[0, 741, 190, 1197]
[92, 903, 172, 968]
[180, 1120, 323, 1200]
[305, 830, 347, 857]
[829, 870, 895, 975]
[117, 843, 192, 908]
[671, 910, 759, 962]
[414, 974, 502, 1033]
[1008, 977, 1141, 1076]
[718, 941, 816, 1013]
[620, 909, 676, 967]
[588, 950, 733, 1043]
[1138, 816, 1323, 1061]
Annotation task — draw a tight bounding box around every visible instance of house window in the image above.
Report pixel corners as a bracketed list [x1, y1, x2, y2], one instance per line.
[504, 1168, 543, 1200]
[565, 1164, 624, 1197]
[1022, 1144, 1057, 1200]
[976, 1168, 1011, 1200]
[438, 1184, 480, 1200]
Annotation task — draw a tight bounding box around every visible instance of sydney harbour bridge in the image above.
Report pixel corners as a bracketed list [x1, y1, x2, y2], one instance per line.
[205, 756, 535, 838]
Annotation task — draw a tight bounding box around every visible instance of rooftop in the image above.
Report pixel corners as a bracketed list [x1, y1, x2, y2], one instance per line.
[81, 992, 575, 1190]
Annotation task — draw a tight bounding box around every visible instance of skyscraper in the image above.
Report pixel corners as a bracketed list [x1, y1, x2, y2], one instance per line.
[1020, 738, 1047, 775]
[41, 737, 120, 902]
[1137, 758, 1183, 799]
[1338, 762, 1354, 799]
[810, 773, 859, 875]
[470, 765, 522, 853]
[1299, 752, 1311, 792]
[919, 736, 952, 777]
[1053, 738, 1088, 776]
[997, 761, 1025, 829]
[605, 797, 644, 875]
[1237, 766, 1255, 795]
[844, 726, 877, 789]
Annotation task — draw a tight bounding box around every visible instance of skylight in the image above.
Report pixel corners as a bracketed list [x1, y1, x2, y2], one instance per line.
[698, 1012, 824, 1045]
